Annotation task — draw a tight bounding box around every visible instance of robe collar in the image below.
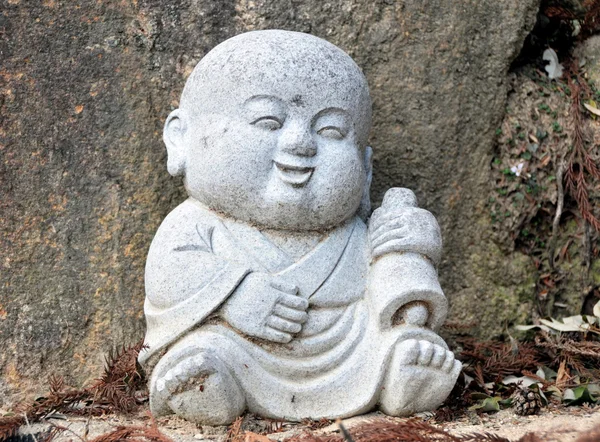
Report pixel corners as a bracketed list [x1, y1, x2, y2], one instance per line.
[222, 217, 356, 300]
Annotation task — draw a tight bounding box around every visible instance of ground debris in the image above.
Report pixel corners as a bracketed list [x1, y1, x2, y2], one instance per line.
[0, 340, 149, 442]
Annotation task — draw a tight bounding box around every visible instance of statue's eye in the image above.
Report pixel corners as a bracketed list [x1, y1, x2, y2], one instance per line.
[251, 116, 283, 131]
[317, 126, 345, 140]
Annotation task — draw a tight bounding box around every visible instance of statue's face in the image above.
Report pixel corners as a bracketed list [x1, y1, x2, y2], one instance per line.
[181, 70, 368, 231]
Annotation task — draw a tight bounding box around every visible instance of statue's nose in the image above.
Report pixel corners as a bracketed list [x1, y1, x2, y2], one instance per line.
[279, 124, 317, 157]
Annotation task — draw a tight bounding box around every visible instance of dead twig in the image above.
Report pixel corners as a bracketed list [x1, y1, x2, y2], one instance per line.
[226, 416, 244, 442]
[564, 66, 600, 232]
[87, 420, 173, 442]
[549, 159, 566, 270]
[336, 420, 354, 442]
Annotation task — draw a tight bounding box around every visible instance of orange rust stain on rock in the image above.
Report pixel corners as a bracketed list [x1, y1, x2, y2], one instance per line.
[72, 351, 87, 367]
[0, 303, 7, 319]
[0, 70, 25, 83]
[124, 232, 145, 258]
[4, 363, 21, 388]
[48, 194, 68, 212]
[74, 105, 84, 114]
[72, 308, 113, 374]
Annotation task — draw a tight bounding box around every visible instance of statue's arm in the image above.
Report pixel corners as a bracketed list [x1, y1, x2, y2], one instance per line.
[140, 209, 250, 365]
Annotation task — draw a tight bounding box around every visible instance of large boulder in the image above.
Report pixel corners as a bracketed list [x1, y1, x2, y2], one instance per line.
[577, 35, 600, 88]
[0, 0, 539, 406]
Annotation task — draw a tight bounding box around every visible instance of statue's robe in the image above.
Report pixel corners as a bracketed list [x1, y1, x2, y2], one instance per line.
[140, 198, 447, 420]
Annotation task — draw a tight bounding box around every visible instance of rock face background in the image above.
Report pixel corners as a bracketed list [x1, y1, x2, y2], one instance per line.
[1, 0, 540, 405]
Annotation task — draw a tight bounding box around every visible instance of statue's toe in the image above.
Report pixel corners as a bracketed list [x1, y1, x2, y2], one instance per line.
[429, 345, 447, 369]
[416, 341, 435, 365]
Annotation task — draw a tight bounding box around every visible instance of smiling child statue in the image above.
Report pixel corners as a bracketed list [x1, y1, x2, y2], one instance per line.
[139, 30, 461, 425]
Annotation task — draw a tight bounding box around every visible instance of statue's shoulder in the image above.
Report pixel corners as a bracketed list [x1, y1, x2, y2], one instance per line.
[151, 199, 221, 247]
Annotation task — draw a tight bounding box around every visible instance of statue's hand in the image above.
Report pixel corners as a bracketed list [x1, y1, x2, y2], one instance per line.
[221, 273, 308, 343]
[369, 206, 442, 264]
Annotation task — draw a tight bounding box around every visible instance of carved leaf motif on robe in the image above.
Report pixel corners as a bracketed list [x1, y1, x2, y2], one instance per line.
[173, 225, 214, 253]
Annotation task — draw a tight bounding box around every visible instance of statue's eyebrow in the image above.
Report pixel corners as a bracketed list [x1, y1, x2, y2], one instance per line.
[243, 95, 287, 117]
[243, 95, 285, 106]
[312, 107, 351, 125]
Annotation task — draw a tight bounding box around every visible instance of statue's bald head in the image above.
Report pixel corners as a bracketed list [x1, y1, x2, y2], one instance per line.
[179, 30, 372, 147]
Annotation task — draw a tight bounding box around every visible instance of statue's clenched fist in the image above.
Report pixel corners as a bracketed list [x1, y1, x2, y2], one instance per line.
[221, 272, 309, 343]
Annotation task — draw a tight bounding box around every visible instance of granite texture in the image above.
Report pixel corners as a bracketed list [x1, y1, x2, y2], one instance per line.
[577, 35, 600, 89]
[1, 0, 539, 407]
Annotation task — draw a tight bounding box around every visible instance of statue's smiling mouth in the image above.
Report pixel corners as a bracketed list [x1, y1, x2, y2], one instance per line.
[274, 161, 315, 187]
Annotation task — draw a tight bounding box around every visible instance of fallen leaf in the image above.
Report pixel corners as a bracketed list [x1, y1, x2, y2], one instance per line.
[515, 324, 552, 333]
[543, 48, 563, 80]
[556, 360, 570, 388]
[539, 317, 589, 332]
[593, 300, 600, 318]
[584, 102, 600, 117]
[244, 433, 272, 442]
[537, 366, 558, 381]
[502, 375, 539, 387]
[469, 395, 502, 412]
[540, 154, 551, 167]
[563, 385, 600, 405]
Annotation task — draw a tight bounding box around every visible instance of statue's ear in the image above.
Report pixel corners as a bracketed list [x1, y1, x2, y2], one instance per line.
[163, 109, 187, 176]
[358, 146, 373, 221]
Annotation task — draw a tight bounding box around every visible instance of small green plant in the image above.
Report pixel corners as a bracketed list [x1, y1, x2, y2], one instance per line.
[538, 103, 551, 113]
[552, 121, 562, 133]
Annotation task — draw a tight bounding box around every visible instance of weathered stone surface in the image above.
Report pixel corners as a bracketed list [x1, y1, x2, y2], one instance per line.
[0, 0, 539, 407]
[577, 35, 600, 88]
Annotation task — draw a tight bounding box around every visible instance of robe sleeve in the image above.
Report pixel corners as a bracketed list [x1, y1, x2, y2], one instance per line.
[139, 201, 250, 366]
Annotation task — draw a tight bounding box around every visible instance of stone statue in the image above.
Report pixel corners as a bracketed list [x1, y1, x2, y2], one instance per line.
[139, 30, 461, 425]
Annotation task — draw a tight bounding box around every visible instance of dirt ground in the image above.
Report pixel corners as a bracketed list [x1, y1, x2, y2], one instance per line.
[15, 406, 600, 442]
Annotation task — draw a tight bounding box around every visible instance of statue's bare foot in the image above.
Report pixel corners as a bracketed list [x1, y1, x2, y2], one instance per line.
[379, 339, 461, 416]
[151, 352, 245, 425]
